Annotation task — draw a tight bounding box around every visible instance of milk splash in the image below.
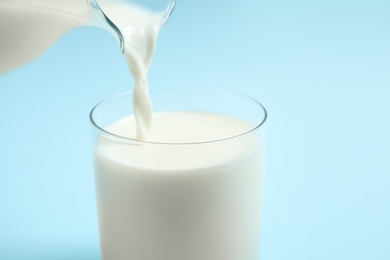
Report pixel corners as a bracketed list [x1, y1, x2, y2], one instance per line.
[100, 2, 164, 140]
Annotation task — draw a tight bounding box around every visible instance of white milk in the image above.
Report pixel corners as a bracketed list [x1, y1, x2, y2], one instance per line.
[94, 111, 263, 260]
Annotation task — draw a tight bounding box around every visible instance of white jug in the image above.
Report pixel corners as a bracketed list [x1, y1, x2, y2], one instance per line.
[0, 0, 175, 72]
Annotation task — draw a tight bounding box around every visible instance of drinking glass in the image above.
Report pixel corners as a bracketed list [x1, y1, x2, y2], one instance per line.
[90, 88, 267, 260]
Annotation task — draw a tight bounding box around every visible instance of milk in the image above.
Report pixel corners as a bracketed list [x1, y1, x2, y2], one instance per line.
[93, 111, 264, 260]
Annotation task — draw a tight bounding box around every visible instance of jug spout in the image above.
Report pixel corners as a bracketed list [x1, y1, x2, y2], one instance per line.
[0, 0, 175, 73]
[93, 0, 177, 54]
[90, 0, 125, 52]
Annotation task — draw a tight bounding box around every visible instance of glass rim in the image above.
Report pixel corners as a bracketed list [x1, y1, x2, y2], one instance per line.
[90, 88, 267, 146]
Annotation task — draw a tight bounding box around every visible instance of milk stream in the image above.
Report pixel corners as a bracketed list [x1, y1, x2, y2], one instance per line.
[0, 0, 164, 140]
[99, 3, 164, 140]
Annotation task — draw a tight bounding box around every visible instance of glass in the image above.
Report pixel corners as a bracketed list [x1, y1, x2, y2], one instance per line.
[90, 88, 267, 260]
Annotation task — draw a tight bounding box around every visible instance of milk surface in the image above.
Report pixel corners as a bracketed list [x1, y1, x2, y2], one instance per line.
[94, 111, 263, 260]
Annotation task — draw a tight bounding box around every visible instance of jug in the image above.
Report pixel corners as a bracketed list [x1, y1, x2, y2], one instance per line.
[0, 0, 176, 72]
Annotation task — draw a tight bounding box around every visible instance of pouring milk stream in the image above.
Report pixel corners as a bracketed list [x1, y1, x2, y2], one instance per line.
[0, 2, 265, 259]
[0, 0, 175, 140]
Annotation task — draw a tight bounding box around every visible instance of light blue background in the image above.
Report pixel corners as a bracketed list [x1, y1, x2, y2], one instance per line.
[1, 0, 389, 259]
